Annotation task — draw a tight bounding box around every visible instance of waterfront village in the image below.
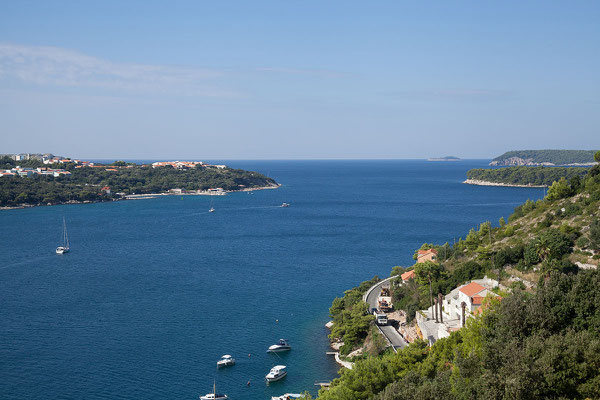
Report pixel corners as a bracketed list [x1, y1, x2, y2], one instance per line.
[0, 153, 227, 183]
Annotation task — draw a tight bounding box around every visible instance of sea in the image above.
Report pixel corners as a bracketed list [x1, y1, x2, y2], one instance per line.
[0, 160, 544, 400]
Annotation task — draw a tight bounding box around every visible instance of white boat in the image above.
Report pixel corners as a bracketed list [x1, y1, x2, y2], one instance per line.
[271, 394, 303, 400]
[281, 202, 290, 207]
[56, 217, 70, 254]
[267, 339, 291, 353]
[265, 365, 287, 382]
[200, 381, 228, 400]
[216, 354, 235, 367]
[209, 207, 215, 213]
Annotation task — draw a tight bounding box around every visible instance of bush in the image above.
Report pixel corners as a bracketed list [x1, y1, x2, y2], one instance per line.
[590, 219, 600, 251]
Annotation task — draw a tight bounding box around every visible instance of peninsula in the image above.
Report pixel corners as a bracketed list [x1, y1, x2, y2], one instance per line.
[0, 154, 278, 208]
[464, 166, 590, 187]
[490, 149, 598, 166]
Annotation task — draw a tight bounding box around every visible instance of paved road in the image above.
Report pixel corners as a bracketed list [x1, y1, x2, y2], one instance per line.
[363, 276, 408, 350]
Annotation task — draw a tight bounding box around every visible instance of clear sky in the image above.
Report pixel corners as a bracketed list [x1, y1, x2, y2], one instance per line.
[1, 1, 598, 159]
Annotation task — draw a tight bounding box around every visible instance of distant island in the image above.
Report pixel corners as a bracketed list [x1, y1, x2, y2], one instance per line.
[427, 156, 461, 162]
[0, 154, 278, 209]
[490, 149, 597, 166]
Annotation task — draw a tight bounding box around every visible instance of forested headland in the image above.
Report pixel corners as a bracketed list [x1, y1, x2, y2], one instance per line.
[309, 162, 600, 400]
[466, 166, 590, 186]
[0, 157, 278, 207]
[491, 149, 598, 166]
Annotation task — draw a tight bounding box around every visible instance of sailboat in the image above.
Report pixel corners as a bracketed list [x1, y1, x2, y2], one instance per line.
[209, 197, 215, 213]
[56, 217, 70, 254]
[200, 380, 228, 400]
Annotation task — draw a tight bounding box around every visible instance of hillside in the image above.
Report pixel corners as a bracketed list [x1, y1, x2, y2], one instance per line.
[0, 157, 278, 207]
[490, 149, 597, 166]
[466, 166, 589, 186]
[313, 163, 600, 400]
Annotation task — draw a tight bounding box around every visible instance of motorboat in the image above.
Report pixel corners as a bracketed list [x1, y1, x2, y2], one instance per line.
[267, 339, 291, 353]
[281, 202, 290, 207]
[265, 365, 287, 382]
[216, 354, 235, 367]
[200, 381, 228, 400]
[56, 217, 70, 254]
[209, 207, 215, 213]
[271, 394, 303, 400]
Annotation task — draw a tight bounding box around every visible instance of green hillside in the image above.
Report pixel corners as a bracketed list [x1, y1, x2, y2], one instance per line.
[467, 166, 589, 186]
[311, 163, 600, 400]
[492, 149, 597, 165]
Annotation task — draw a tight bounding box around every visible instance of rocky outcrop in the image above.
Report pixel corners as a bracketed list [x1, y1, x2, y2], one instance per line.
[489, 157, 555, 166]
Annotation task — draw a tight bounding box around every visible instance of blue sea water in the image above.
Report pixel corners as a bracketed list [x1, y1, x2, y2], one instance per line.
[0, 160, 544, 400]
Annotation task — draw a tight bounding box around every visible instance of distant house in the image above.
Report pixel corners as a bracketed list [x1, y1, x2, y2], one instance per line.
[417, 248, 438, 263]
[101, 186, 111, 195]
[401, 269, 415, 282]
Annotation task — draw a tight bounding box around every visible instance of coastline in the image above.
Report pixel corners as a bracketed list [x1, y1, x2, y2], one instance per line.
[463, 179, 547, 188]
[0, 184, 281, 210]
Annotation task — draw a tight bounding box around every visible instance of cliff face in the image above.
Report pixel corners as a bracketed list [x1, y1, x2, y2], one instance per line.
[489, 157, 556, 166]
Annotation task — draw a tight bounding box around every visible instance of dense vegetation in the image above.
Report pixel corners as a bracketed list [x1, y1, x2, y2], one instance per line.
[314, 270, 600, 400]
[0, 157, 277, 207]
[328, 277, 379, 356]
[313, 161, 600, 399]
[467, 166, 589, 186]
[492, 149, 597, 165]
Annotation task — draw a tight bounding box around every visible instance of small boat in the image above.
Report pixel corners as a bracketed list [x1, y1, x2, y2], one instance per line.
[271, 394, 303, 400]
[200, 381, 228, 400]
[281, 202, 290, 207]
[265, 365, 287, 382]
[216, 354, 235, 368]
[267, 339, 291, 353]
[209, 207, 215, 213]
[56, 217, 70, 254]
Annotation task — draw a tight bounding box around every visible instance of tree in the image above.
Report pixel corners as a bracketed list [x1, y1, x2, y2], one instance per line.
[590, 219, 600, 251]
[547, 177, 574, 200]
[499, 217, 506, 227]
[413, 261, 442, 311]
[595, 150, 600, 163]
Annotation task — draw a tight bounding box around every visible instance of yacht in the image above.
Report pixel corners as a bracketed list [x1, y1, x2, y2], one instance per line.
[56, 217, 70, 254]
[216, 355, 235, 368]
[281, 202, 290, 207]
[265, 365, 287, 382]
[267, 339, 291, 353]
[200, 381, 228, 400]
[200, 393, 228, 400]
[271, 394, 303, 400]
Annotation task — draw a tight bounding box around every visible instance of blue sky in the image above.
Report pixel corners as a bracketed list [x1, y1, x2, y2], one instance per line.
[1, 1, 598, 159]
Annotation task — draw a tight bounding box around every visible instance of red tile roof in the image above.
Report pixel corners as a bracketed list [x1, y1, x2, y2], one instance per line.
[401, 270, 415, 281]
[417, 248, 438, 255]
[459, 282, 486, 297]
[471, 295, 484, 305]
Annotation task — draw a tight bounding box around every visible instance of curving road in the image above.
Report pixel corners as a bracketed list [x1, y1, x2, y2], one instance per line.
[363, 276, 408, 351]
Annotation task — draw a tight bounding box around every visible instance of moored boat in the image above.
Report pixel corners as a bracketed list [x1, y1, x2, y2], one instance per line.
[265, 365, 287, 382]
[271, 394, 303, 400]
[56, 217, 70, 254]
[267, 339, 291, 353]
[216, 354, 235, 367]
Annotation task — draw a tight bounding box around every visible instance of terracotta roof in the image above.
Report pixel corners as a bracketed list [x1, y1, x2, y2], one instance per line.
[471, 295, 484, 305]
[417, 248, 438, 255]
[459, 282, 486, 297]
[401, 270, 415, 281]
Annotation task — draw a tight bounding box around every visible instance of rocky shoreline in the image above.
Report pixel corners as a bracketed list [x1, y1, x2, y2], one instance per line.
[0, 184, 281, 210]
[463, 179, 547, 188]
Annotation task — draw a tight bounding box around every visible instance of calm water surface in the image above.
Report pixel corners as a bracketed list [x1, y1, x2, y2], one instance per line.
[0, 160, 543, 399]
